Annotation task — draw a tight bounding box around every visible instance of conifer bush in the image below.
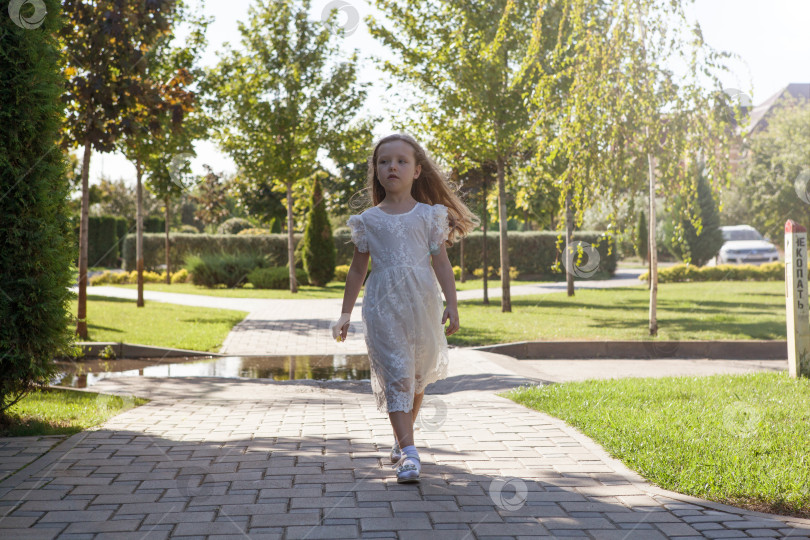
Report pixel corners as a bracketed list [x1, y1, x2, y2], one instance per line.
[300, 174, 335, 286]
[1, 0, 76, 425]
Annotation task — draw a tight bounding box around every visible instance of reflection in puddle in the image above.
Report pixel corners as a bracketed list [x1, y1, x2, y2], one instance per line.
[51, 354, 371, 388]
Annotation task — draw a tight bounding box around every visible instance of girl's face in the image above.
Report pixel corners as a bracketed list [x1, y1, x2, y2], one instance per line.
[376, 140, 421, 194]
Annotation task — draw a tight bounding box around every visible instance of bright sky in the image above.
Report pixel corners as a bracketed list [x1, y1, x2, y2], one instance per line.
[84, 0, 810, 188]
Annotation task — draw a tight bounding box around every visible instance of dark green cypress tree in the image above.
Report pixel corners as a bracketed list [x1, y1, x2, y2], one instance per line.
[664, 166, 725, 266]
[635, 209, 648, 262]
[301, 173, 336, 287]
[1, 0, 76, 426]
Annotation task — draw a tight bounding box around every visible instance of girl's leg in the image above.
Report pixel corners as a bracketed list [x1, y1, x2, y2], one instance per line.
[390, 391, 425, 447]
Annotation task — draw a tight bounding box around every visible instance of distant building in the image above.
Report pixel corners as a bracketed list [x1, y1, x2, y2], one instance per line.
[743, 83, 810, 136]
[729, 83, 810, 176]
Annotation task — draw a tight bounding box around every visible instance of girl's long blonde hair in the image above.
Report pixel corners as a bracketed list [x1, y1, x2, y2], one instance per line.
[361, 133, 480, 249]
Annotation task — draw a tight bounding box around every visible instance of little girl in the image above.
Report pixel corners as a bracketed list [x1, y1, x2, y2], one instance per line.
[330, 133, 479, 484]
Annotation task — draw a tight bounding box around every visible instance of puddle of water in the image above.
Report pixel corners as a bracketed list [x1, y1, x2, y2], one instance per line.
[51, 354, 371, 388]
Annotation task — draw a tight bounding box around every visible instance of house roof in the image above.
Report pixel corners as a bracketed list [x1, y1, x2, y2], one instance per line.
[744, 83, 810, 135]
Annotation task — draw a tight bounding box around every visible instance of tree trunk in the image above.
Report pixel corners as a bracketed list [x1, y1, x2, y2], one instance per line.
[496, 155, 511, 312]
[565, 190, 574, 297]
[165, 194, 171, 285]
[286, 181, 297, 293]
[482, 175, 488, 305]
[459, 237, 465, 283]
[75, 136, 92, 339]
[647, 128, 658, 335]
[136, 159, 144, 307]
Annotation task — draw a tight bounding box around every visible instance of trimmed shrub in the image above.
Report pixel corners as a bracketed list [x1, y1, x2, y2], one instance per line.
[334, 264, 350, 282]
[248, 266, 309, 289]
[217, 217, 252, 235]
[89, 269, 189, 285]
[452, 265, 462, 280]
[473, 266, 519, 279]
[639, 262, 784, 283]
[122, 233, 289, 271]
[179, 224, 200, 234]
[237, 227, 269, 236]
[185, 252, 269, 288]
[144, 216, 165, 233]
[171, 268, 189, 284]
[73, 215, 121, 267]
[124, 229, 618, 279]
[300, 174, 336, 286]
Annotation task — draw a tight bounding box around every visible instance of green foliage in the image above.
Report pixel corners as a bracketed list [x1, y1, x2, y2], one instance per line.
[662, 168, 725, 266]
[122, 233, 289, 270]
[143, 216, 166, 233]
[203, 0, 371, 274]
[89, 269, 188, 285]
[179, 224, 200, 234]
[248, 267, 309, 289]
[72, 215, 125, 267]
[636, 210, 648, 261]
[1, 0, 76, 422]
[736, 98, 810, 243]
[216, 217, 253, 235]
[452, 265, 462, 280]
[334, 265, 350, 282]
[473, 266, 519, 279]
[639, 262, 784, 283]
[236, 227, 269, 236]
[185, 252, 269, 288]
[300, 174, 336, 286]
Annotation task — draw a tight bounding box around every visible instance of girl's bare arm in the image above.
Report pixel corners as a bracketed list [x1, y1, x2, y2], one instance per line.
[341, 246, 370, 315]
[431, 242, 457, 307]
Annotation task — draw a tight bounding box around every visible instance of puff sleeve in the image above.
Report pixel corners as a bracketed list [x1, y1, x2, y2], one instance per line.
[428, 203, 451, 255]
[346, 214, 369, 253]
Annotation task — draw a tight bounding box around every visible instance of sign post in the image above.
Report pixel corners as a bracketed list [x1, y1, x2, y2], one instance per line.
[784, 219, 810, 378]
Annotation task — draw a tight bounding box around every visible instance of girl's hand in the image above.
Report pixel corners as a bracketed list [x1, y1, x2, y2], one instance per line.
[330, 313, 351, 342]
[442, 306, 459, 336]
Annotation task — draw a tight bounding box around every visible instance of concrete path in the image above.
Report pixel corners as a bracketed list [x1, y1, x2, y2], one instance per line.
[2, 348, 809, 539]
[72, 269, 647, 357]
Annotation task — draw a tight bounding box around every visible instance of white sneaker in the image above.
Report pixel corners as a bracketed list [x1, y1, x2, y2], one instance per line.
[392, 452, 420, 483]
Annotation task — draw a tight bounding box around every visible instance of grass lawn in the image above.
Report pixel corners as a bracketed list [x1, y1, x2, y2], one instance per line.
[0, 387, 149, 437]
[502, 371, 810, 518]
[69, 295, 248, 352]
[448, 281, 786, 347]
[101, 277, 553, 298]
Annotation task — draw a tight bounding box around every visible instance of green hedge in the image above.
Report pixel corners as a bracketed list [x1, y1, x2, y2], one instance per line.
[72, 215, 129, 268]
[639, 262, 784, 283]
[124, 230, 617, 278]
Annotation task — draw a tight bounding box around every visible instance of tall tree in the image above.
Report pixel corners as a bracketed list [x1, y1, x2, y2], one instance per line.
[140, 6, 211, 285]
[528, 0, 739, 333]
[737, 97, 810, 242]
[60, 0, 178, 337]
[203, 0, 371, 293]
[1, 0, 75, 425]
[368, 0, 562, 312]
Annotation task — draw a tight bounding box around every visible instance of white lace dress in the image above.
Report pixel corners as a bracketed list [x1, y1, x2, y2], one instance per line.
[346, 201, 452, 414]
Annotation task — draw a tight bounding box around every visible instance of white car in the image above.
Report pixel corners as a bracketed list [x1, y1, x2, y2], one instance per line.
[715, 225, 780, 265]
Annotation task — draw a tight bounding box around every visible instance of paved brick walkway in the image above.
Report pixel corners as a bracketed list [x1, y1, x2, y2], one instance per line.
[2, 349, 809, 539]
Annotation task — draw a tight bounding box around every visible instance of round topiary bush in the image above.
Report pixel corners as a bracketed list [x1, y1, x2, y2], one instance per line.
[179, 224, 200, 234]
[216, 217, 253, 235]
